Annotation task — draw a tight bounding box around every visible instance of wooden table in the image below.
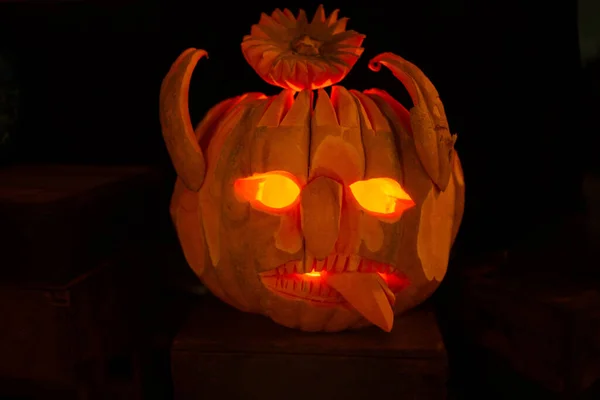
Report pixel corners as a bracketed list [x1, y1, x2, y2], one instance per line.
[172, 295, 448, 400]
[441, 229, 600, 399]
[0, 164, 165, 399]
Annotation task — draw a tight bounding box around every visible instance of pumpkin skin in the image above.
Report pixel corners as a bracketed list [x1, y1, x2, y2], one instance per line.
[160, 8, 465, 333]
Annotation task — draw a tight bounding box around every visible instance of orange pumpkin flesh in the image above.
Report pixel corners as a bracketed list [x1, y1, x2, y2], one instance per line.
[159, 5, 465, 333]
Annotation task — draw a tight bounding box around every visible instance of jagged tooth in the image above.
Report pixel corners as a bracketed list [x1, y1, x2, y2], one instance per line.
[347, 255, 361, 272]
[315, 259, 326, 272]
[285, 262, 295, 274]
[318, 282, 325, 296]
[335, 255, 343, 271]
[323, 255, 333, 272]
[365, 260, 377, 273]
[357, 258, 365, 272]
[360, 260, 370, 273]
[326, 254, 337, 271]
[335, 255, 347, 272]
[295, 260, 304, 274]
[315, 280, 327, 297]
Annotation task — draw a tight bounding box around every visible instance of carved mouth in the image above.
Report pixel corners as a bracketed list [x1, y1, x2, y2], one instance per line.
[260, 255, 410, 304]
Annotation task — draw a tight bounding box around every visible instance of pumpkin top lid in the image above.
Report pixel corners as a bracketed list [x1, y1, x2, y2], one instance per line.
[241, 5, 365, 91]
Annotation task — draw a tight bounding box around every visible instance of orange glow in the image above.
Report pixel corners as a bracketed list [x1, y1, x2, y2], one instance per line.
[349, 178, 415, 218]
[377, 272, 410, 292]
[285, 80, 304, 92]
[304, 268, 321, 277]
[234, 171, 301, 213]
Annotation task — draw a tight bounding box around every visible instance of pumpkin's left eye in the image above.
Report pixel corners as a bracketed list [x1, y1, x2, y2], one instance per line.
[234, 171, 301, 213]
[349, 178, 415, 219]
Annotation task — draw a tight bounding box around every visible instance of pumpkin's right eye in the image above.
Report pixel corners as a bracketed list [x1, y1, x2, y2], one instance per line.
[234, 171, 301, 213]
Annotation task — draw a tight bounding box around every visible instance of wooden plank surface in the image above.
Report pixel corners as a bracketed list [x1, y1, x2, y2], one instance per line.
[447, 256, 600, 395]
[172, 295, 448, 400]
[173, 295, 446, 358]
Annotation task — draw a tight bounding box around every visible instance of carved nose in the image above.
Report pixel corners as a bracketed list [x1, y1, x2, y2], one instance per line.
[300, 176, 342, 260]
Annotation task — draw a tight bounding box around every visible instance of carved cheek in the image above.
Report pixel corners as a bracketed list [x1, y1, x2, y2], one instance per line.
[359, 213, 385, 252]
[417, 177, 456, 282]
[275, 209, 303, 254]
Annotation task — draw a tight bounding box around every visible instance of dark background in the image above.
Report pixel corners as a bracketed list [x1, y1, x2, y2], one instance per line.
[0, 0, 595, 260]
[1, 1, 599, 398]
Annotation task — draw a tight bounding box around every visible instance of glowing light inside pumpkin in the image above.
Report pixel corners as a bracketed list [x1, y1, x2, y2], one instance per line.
[304, 271, 388, 279]
[234, 171, 301, 211]
[285, 81, 304, 92]
[349, 178, 415, 217]
[305, 268, 321, 277]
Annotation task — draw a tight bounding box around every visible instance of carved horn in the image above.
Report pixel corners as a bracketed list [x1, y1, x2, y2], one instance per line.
[159, 48, 207, 191]
[368, 52, 456, 191]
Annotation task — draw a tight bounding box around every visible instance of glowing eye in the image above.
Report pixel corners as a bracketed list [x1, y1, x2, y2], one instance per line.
[234, 171, 301, 213]
[349, 178, 415, 219]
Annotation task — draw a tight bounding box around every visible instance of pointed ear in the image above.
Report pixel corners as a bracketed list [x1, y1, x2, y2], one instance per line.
[159, 49, 208, 192]
[368, 52, 456, 191]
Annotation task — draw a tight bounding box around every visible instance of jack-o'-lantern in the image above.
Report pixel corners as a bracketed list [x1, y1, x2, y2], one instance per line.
[159, 5, 465, 332]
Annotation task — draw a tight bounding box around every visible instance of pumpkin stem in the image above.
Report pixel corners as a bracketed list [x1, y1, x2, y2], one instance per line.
[241, 6, 365, 90]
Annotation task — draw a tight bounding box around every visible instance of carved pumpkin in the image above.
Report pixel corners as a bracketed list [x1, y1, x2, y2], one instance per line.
[159, 5, 465, 332]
